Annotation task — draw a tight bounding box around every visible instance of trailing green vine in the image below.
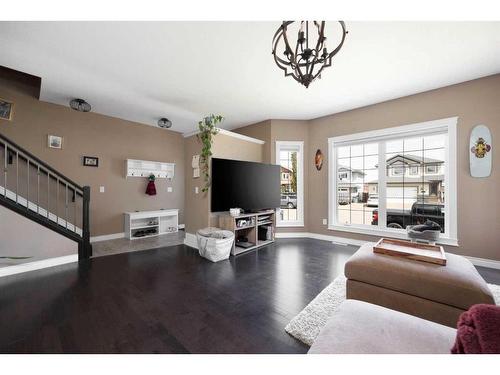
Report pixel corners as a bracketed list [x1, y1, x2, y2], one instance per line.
[197, 114, 224, 192]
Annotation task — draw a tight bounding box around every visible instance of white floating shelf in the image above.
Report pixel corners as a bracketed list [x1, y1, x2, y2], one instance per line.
[126, 159, 175, 179]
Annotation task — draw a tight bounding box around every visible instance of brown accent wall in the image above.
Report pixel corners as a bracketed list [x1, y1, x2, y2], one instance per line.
[183, 133, 264, 234]
[0, 76, 185, 237]
[234, 74, 500, 261]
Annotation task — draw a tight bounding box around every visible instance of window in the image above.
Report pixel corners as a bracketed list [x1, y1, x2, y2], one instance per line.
[328, 117, 457, 245]
[426, 165, 438, 174]
[276, 141, 304, 227]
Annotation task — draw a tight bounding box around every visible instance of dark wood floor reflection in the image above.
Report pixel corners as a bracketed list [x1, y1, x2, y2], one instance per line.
[1, 239, 499, 354]
[0, 238, 357, 353]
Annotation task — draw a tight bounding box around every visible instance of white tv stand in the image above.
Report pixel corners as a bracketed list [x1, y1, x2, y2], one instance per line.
[124, 209, 178, 240]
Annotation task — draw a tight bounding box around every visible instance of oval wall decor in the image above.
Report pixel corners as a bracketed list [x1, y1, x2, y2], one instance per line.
[315, 149, 324, 171]
[469, 124, 492, 178]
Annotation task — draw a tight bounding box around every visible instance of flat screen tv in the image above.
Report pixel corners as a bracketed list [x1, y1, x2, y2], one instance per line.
[211, 158, 280, 212]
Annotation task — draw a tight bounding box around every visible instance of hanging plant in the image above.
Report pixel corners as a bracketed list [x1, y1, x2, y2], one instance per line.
[197, 114, 224, 193]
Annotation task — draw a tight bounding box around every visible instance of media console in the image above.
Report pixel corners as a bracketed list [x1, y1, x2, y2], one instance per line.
[218, 210, 276, 256]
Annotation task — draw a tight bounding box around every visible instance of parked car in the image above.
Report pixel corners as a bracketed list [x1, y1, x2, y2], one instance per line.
[371, 202, 444, 232]
[366, 195, 379, 207]
[281, 194, 297, 208]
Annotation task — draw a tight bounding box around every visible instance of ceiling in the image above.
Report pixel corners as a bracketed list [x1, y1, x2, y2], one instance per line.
[0, 21, 499, 134]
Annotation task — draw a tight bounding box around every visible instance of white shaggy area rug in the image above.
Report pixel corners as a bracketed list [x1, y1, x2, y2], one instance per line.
[285, 275, 500, 347]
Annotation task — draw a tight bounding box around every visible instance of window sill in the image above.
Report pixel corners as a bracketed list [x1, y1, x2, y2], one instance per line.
[328, 224, 459, 247]
[276, 221, 305, 228]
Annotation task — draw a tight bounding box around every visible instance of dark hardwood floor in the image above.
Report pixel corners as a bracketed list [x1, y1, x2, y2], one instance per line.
[0, 238, 357, 353]
[0, 238, 499, 354]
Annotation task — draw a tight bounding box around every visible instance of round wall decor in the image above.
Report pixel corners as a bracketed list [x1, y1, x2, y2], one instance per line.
[315, 149, 323, 171]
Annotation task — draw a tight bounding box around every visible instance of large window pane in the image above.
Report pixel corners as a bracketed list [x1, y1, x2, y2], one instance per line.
[330, 122, 454, 240]
[277, 142, 304, 226]
[385, 133, 446, 232]
[279, 150, 298, 220]
[335, 142, 379, 227]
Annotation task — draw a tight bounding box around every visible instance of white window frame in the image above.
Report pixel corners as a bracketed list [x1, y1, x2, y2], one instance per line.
[328, 117, 458, 246]
[276, 141, 304, 227]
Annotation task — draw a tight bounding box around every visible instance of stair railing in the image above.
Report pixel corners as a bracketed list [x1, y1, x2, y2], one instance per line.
[0, 132, 91, 260]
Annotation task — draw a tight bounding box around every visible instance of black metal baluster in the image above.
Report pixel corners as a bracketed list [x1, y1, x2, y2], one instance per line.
[74, 188, 77, 233]
[16, 151, 19, 204]
[47, 172, 50, 220]
[3, 144, 7, 198]
[65, 183, 68, 229]
[37, 166, 40, 214]
[27, 159, 30, 211]
[56, 177, 59, 226]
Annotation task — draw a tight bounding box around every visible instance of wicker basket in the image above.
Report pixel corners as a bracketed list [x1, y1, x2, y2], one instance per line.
[196, 228, 234, 262]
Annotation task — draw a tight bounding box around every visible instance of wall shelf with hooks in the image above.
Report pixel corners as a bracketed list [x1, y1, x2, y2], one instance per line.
[126, 159, 175, 179]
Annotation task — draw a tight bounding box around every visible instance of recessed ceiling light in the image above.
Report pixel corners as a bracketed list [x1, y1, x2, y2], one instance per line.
[69, 98, 91, 112]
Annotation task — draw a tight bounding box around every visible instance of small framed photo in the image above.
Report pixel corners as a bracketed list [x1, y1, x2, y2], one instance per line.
[0, 98, 14, 121]
[48, 135, 63, 149]
[83, 156, 99, 167]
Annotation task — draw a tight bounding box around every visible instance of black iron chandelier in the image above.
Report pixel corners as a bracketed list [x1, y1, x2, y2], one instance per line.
[272, 21, 348, 88]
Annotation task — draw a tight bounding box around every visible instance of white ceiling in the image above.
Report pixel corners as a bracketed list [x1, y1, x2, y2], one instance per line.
[0, 21, 499, 134]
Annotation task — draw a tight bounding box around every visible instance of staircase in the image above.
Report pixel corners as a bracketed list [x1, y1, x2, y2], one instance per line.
[0, 133, 91, 260]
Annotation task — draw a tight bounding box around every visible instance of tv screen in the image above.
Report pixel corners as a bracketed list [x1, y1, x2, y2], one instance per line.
[211, 158, 280, 212]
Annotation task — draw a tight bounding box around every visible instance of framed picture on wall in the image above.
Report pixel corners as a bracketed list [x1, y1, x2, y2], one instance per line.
[83, 156, 99, 167]
[0, 98, 14, 121]
[48, 135, 63, 149]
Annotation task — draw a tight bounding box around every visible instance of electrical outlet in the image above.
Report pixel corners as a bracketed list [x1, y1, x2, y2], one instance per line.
[99, 186, 105, 193]
[195, 186, 199, 194]
[167, 187, 173, 193]
[322, 218, 327, 225]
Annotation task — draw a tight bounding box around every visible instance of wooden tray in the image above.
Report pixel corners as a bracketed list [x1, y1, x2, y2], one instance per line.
[373, 238, 446, 266]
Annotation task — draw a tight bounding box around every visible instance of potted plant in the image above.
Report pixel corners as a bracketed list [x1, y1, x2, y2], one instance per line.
[197, 114, 224, 192]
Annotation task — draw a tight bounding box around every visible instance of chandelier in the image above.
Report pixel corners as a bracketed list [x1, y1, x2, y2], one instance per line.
[272, 21, 347, 88]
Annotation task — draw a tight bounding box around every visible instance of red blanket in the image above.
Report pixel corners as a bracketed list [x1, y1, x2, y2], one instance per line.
[452, 304, 500, 354]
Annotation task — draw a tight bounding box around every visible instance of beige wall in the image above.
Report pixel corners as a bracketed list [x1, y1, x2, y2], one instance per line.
[308, 75, 500, 261]
[0, 77, 185, 237]
[270, 120, 310, 233]
[234, 74, 500, 261]
[183, 133, 264, 234]
[234, 119, 310, 232]
[233, 120, 272, 163]
[0, 205, 77, 265]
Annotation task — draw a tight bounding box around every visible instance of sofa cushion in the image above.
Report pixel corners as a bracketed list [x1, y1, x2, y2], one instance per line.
[308, 300, 456, 354]
[345, 243, 494, 310]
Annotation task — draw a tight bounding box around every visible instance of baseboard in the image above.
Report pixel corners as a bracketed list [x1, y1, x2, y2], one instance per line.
[0, 254, 78, 278]
[90, 232, 125, 243]
[463, 256, 500, 270]
[275, 232, 369, 247]
[276, 232, 500, 270]
[184, 232, 198, 249]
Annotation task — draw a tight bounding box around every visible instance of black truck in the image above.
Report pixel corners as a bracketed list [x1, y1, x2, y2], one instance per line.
[371, 202, 445, 232]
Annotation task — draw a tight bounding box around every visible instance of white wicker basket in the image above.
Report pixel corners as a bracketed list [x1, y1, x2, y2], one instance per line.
[196, 228, 234, 262]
